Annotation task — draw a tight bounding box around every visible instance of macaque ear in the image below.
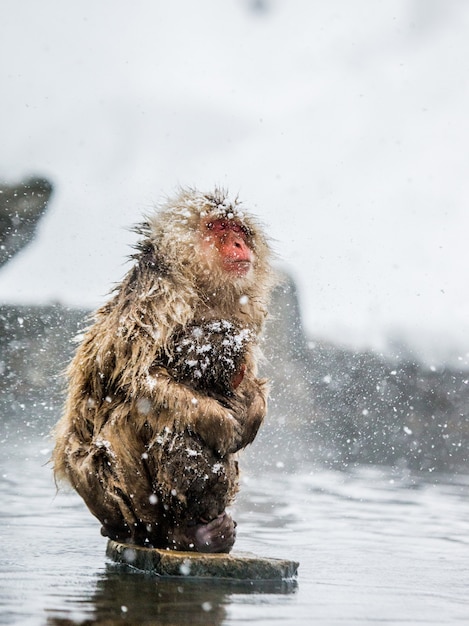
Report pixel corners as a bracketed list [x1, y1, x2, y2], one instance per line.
[136, 242, 169, 275]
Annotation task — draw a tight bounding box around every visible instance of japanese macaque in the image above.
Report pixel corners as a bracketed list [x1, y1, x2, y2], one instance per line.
[52, 187, 276, 553]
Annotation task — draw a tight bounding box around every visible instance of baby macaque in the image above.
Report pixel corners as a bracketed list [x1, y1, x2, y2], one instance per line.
[53, 187, 276, 552]
[168, 319, 254, 397]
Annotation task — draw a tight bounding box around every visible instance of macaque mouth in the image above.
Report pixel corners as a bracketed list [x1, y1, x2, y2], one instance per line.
[224, 259, 252, 275]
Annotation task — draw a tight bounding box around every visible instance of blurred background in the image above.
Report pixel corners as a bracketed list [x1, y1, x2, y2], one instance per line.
[1, 0, 469, 364]
[2, 0, 469, 472]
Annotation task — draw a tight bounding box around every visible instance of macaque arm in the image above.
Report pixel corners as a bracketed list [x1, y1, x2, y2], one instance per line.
[142, 367, 243, 457]
[230, 376, 268, 449]
[81, 302, 243, 457]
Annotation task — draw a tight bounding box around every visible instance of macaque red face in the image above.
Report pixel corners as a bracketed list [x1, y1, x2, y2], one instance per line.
[201, 218, 253, 277]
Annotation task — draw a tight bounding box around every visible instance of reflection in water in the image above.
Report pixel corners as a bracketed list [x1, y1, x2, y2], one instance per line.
[1, 419, 469, 625]
[46, 566, 296, 625]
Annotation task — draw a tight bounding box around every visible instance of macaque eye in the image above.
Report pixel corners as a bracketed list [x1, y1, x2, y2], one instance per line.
[206, 219, 248, 239]
[207, 220, 228, 233]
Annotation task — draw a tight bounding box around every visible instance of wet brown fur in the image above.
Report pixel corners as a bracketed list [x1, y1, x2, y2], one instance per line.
[52, 187, 276, 549]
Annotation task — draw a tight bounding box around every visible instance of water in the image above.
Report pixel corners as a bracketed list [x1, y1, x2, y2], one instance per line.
[1, 421, 469, 625]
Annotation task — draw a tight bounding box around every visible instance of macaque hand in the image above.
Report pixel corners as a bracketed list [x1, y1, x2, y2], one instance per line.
[192, 405, 244, 457]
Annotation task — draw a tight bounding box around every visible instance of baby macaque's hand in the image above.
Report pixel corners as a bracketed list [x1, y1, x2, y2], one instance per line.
[231, 363, 246, 390]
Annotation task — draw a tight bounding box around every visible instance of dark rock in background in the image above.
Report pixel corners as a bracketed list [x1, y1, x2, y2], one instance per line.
[255, 273, 469, 473]
[1, 274, 469, 473]
[305, 342, 469, 471]
[0, 304, 87, 444]
[0, 176, 53, 268]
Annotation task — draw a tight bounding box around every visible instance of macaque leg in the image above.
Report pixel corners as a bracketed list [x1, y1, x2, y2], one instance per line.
[147, 430, 239, 552]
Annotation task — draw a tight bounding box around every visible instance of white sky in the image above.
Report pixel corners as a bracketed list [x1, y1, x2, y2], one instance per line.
[1, 0, 469, 363]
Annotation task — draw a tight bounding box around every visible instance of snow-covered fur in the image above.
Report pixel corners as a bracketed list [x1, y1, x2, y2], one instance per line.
[168, 319, 255, 396]
[52, 187, 276, 548]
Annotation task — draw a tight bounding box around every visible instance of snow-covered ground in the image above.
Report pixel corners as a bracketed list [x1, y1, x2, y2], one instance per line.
[1, 0, 469, 364]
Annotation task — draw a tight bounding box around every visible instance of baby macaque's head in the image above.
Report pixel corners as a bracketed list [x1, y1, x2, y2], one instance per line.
[169, 320, 254, 395]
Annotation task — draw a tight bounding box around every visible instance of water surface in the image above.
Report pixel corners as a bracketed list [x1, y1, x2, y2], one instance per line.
[1, 421, 469, 625]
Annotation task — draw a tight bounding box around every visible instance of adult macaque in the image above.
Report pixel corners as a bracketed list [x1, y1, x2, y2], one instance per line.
[53, 188, 276, 553]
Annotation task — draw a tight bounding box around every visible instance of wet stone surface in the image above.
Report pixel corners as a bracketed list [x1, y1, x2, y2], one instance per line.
[106, 540, 299, 580]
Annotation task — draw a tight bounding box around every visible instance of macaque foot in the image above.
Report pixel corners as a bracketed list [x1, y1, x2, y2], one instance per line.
[171, 512, 237, 553]
[100, 524, 132, 543]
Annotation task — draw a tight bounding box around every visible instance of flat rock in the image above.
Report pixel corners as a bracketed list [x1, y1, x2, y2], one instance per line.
[106, 540, 299, 581]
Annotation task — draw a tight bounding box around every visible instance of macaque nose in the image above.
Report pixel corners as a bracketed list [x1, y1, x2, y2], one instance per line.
[229, 233, 251, 261]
